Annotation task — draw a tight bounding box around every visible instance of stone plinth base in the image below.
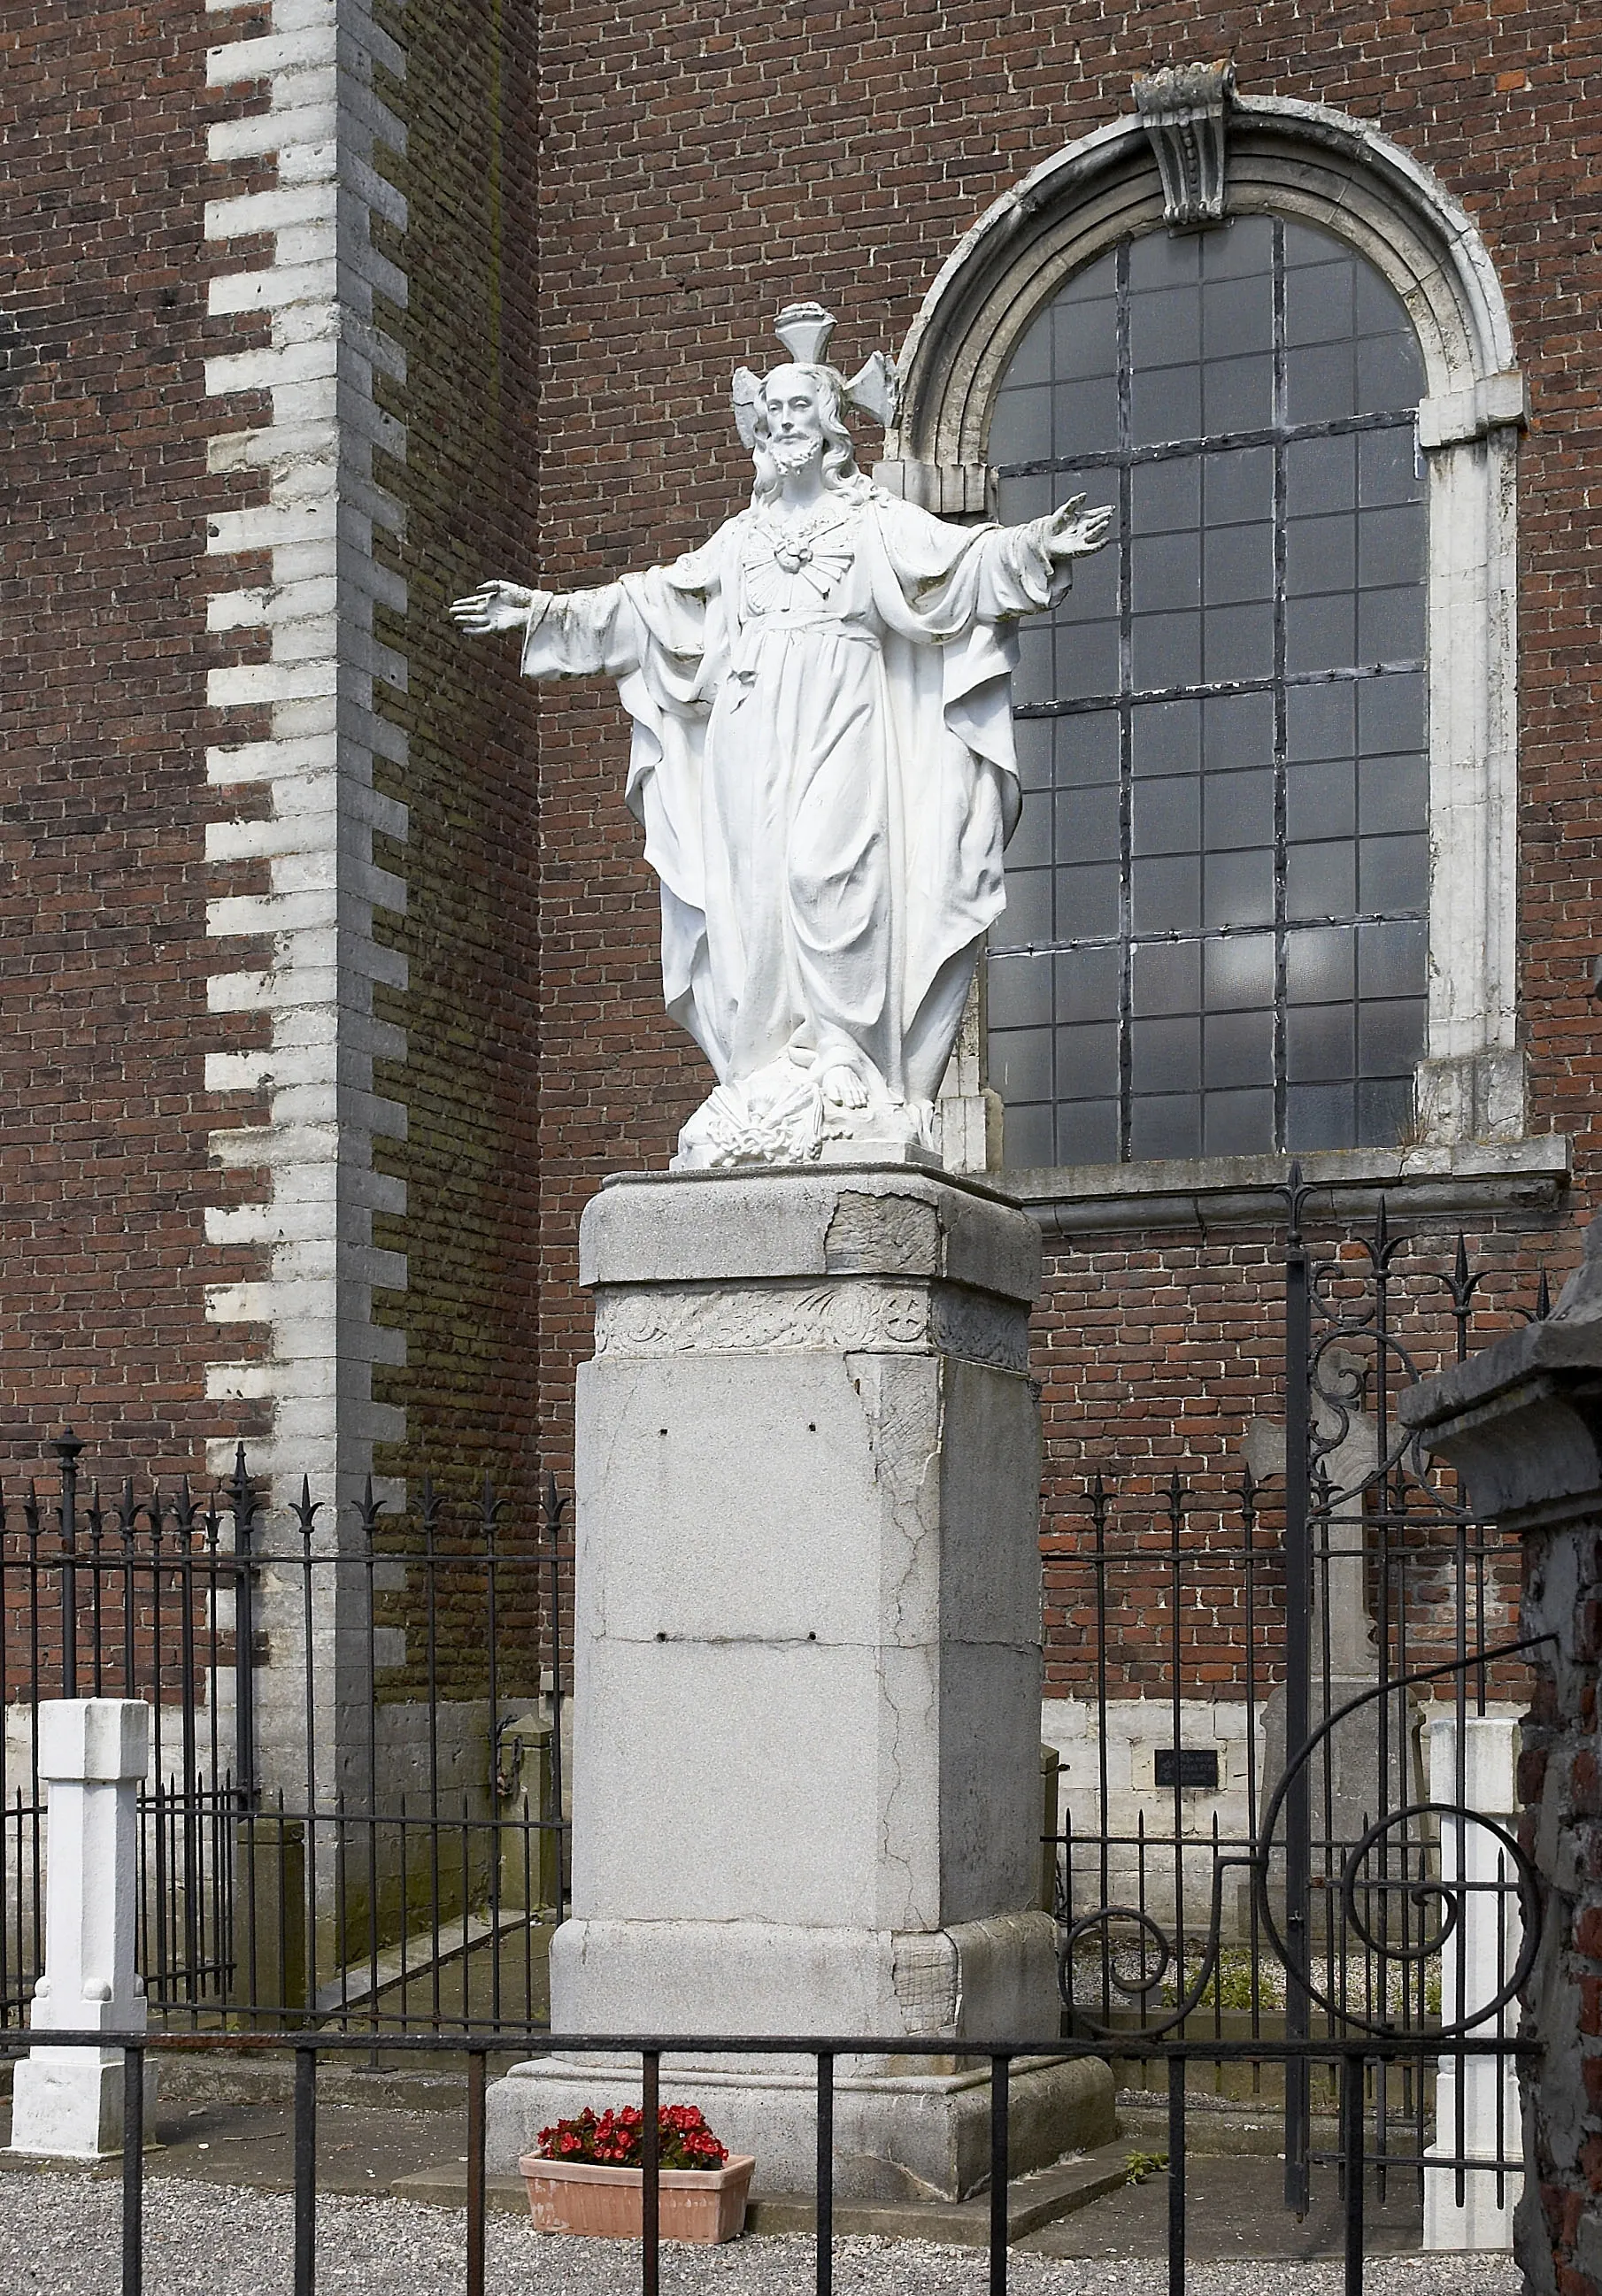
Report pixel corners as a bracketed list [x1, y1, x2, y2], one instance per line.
[1401, 1228, 1602, 2295]
[1421, 1714, 1521, 2254]
[486, 2049, 1113, 2203]
[547, 1913, 1060, 2045]
[10, 2048, 155, 2161]
[1422, 2061, 1521, 2252]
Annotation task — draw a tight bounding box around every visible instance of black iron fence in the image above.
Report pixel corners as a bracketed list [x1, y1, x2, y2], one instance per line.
[0, 1180, 1550, 2275]
[1048, 1180, 1545, 2206]
[0, 1445, 572, 2033]
[19, 2022, 1535, 2296]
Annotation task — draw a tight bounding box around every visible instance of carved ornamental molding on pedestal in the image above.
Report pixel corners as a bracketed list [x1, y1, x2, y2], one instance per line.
[1131, 60, 1237, 227]
[592, 1277, 1031, 1374]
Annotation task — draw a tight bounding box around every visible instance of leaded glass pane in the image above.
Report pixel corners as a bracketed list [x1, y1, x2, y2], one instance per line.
[990, 215, 1427, 1159]
[1211, 764, 1268, 834]
[1132, 777, 1201, 857]
[1205, 933, 1275, 1010]
[1005, 1102, 1054, 1167]
[1130, 1095, 1201, 1160]
[1133, 938, 1202, 1016]
[1057, 1100, 1119, 1165]
[1206, 1089, 1274, 1155]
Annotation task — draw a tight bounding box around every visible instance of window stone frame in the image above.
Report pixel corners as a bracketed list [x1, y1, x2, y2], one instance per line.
[891, 96, 1534, 1203]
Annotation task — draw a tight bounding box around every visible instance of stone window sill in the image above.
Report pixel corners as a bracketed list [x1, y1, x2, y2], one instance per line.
[1003, 1135, 1572, 1237]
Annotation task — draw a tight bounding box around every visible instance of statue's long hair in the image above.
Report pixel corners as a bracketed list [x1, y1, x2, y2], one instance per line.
[750, 365, 874, 505]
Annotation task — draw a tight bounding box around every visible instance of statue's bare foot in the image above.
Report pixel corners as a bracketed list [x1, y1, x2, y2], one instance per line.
[820, 1064, 869, 1110]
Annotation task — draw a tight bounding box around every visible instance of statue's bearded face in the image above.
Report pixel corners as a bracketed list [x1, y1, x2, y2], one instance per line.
[762, 366, 825, 473]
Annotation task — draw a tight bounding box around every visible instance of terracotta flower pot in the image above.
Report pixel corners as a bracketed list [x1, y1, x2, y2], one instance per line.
[518, 2151, 755, 2244]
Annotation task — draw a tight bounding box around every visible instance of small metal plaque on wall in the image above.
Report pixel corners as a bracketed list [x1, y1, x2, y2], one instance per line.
[1156, 1747, 1220, 1791]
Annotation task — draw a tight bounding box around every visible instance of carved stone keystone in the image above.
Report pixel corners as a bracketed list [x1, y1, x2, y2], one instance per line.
[1133, 61, 1236, 228]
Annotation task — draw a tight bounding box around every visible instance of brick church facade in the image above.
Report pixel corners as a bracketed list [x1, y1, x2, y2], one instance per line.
[1, 1, 1597, 1751]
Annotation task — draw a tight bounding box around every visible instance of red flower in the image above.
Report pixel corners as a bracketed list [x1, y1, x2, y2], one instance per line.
[535, 2100, 729, 2169]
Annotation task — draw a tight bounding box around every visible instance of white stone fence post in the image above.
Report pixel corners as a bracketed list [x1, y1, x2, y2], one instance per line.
[1421, 1712, 1522, 2252]
[10, 1699, 152, 2159]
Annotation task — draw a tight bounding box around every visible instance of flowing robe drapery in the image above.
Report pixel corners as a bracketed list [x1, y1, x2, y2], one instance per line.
[520, 485, 1071, 1119]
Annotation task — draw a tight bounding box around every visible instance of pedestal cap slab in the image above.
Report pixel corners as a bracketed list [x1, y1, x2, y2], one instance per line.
[36, 1700, 148, 1784]
[581, 1166, 1041, 1306]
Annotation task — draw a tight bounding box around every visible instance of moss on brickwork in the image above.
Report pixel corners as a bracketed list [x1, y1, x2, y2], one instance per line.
[365, 0, 544, 1600]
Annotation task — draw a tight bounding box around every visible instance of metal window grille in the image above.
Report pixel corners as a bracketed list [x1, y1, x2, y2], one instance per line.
[990, 214, 1429, 1165]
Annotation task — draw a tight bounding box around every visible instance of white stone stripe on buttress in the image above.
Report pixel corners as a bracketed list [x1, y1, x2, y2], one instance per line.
[200, 0, 410, 1514]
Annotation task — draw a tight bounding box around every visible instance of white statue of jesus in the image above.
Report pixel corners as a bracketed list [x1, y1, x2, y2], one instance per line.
[451, 302, 1111, 1169]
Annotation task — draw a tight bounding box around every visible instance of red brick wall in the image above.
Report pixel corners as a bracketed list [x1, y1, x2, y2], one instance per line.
[0, 0, 551, 1581]
[1037, 1215, 1543, 1699]
[528, 0, 1601, 1682]
[367, 0, 547, 1530]
[3, 0, 1597, 1699]
[0, 0, 274, 1491]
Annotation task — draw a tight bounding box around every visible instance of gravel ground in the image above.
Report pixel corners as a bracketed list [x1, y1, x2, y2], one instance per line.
[0, 2173, 1526, 2295]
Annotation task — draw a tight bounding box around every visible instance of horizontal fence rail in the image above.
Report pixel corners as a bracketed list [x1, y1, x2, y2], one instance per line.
[8, 2025, 1535, 2296]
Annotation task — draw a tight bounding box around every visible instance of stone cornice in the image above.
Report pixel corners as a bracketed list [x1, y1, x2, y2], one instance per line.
[1012, 1136, 1570, 1240]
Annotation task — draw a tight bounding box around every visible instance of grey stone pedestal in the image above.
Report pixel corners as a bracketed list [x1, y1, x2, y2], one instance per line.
[486, 1166, 1112, 2200]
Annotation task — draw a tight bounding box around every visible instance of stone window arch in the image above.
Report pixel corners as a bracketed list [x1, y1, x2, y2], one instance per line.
[897, 91, 1534, 1195]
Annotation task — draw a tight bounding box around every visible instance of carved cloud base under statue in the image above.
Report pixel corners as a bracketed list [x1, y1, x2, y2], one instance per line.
[485, 1166, 1112, 2200]
[672, 1053, 942, 1172]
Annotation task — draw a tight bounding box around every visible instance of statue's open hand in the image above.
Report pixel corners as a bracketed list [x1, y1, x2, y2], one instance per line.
[1044, 496, 1114, 561]
[448, 581, 546, 636]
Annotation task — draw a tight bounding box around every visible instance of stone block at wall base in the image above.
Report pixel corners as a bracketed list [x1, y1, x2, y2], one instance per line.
[10, 2048, 158, 2161]
[1400, 1212, 1602, 2294]
[548, 1913, 1061, 2047]
[485, 2050, 1113, 2202]
[1422, 2123, 1520, 2250]
[10, 1699, 155, 2161]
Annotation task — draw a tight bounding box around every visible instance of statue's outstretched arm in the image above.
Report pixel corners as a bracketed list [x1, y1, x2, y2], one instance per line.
[451, 538, 724, 682]
[451, 574, 649, 682]
[936, 491, 1113, 627]
[448, 580, 551, 636]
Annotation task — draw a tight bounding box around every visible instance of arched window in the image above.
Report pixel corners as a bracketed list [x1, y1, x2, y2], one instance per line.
[986, 215, 1428, 1165]
[890, 92, 1534, 1186]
